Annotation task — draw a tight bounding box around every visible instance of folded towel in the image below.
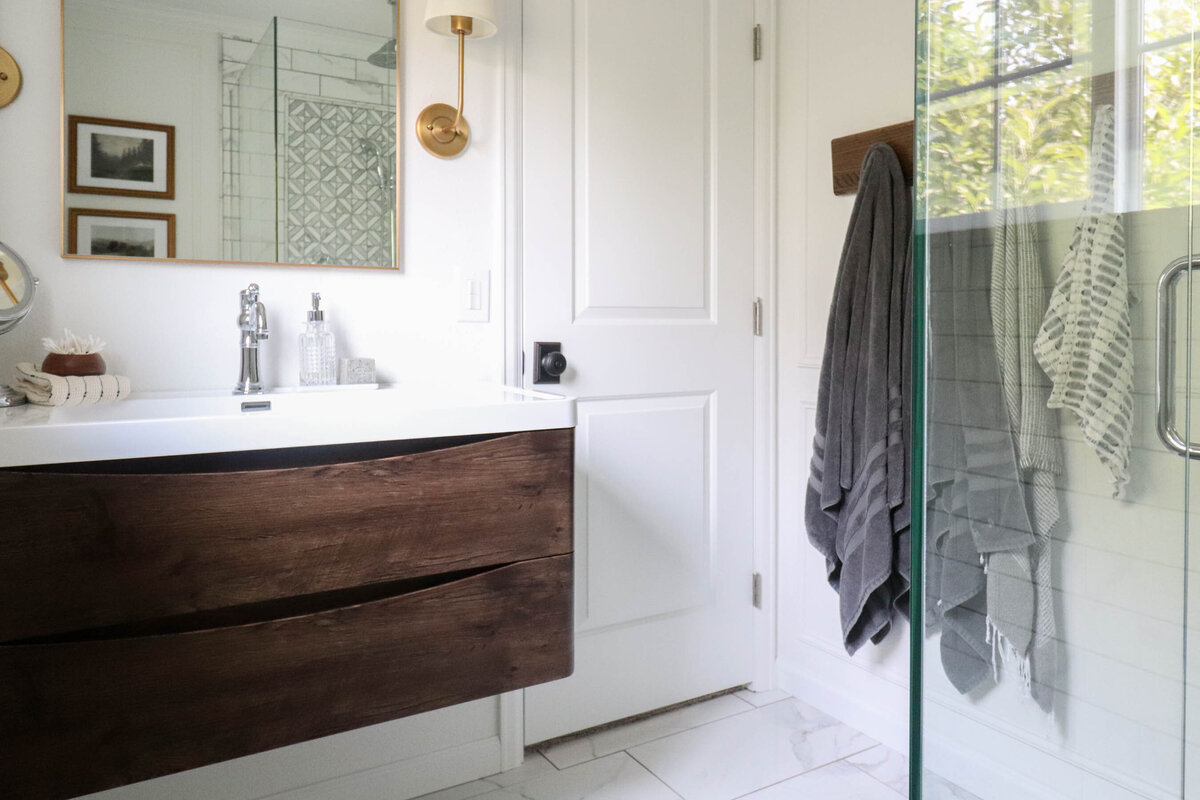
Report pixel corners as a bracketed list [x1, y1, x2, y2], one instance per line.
[12, 363, 131, 407]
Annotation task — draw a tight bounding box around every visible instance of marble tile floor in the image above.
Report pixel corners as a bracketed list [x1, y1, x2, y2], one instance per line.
[413, 690, 981, 800]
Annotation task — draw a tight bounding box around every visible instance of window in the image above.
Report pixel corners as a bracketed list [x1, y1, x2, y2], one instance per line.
[1140, 2, 1200, 209]
[921, 0, 1200, 218]
[922, 0, 1093, 218]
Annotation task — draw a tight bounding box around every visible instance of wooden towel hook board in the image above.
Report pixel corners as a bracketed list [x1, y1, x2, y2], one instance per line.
[830, 120, 914, 195]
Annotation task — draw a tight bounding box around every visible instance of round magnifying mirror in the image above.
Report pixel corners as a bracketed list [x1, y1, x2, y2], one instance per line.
[0, 240, 36, 335]
[0, 240, 38, 407]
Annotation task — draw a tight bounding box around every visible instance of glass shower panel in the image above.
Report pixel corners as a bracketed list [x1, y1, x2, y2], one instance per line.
[232, 18, 278, 264]
[224, 17, 397, 267]
[915, 1, 1196, 798]
[1180, 3, 1200, 796]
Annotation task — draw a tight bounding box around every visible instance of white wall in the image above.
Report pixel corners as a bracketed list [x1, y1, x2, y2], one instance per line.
[0, 0, 507, 394]
[775, 0, 915, 754]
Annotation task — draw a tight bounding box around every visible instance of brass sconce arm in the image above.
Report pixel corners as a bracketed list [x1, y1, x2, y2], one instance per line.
[433, 16, 473, 139]
[417, 4, 496, 158]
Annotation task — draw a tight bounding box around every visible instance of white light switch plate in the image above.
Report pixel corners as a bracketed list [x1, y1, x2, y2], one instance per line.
[457, 268, 490, 323]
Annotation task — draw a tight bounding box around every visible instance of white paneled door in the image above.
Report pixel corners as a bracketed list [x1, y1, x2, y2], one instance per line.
[521, 0, 758, 743]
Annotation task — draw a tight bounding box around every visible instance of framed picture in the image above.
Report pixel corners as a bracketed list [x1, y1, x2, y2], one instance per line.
[68, 209, 176, 259]
[68, 116, 175, 199]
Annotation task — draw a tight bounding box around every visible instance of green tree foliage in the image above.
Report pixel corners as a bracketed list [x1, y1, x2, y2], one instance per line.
[1143, 42, 1200, 209]
[921, 0, 1198, 217]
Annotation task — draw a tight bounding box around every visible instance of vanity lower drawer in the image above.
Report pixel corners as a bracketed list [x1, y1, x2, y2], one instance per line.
[0, 554, 573, 800]
[0, 428, 573, 641]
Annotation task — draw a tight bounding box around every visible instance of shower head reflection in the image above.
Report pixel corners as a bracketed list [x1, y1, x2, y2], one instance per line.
[367, 38, 396, 69]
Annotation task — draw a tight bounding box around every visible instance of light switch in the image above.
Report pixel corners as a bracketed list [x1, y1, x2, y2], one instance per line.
[457, 268, 490, 323]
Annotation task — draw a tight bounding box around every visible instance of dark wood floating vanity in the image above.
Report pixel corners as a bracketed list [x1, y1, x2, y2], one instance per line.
[0, 428, 574, 800]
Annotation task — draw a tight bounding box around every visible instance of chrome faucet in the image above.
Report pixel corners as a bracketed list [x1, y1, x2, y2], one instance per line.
[234, 283, 269, 394]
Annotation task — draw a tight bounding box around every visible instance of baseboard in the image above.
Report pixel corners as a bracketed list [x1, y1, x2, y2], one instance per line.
[778, 641, 1172, 800]
[270, 738, 502, 800]
[85, 700, 510, 800]
[921, 717, 1170, 800]
[778, 637, 910, 754]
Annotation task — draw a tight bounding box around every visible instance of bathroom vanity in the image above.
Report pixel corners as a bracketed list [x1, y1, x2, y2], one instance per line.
[0, 385, 574, 800]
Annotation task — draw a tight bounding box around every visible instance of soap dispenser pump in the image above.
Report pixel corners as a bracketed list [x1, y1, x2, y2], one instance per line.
[299, 292, 337, 385]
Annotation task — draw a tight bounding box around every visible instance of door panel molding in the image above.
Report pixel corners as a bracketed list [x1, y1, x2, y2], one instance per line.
[574, 393, 715, 631]
[572, 0, 715, 322]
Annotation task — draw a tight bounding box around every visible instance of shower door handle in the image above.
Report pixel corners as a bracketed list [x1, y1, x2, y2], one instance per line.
[1156, 255, 1200, 458]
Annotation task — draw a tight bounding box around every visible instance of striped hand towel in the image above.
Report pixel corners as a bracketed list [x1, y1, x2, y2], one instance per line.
[12, 363, 131, 407]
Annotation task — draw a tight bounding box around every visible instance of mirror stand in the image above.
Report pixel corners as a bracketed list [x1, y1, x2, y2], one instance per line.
[0, 241, 38, 407]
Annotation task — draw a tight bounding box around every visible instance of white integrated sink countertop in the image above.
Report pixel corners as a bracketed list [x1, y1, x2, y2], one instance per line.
[0, 383, 575, 468]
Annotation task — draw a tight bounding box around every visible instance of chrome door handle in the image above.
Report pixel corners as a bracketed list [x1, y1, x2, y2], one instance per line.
[1156, 255, 1200, 458]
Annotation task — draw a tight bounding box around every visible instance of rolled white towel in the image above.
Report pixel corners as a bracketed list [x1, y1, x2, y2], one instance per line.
[11, 363, 131, 407]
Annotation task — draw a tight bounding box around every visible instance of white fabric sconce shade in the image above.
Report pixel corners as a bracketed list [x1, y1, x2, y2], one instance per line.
[424, 0, 498, 38]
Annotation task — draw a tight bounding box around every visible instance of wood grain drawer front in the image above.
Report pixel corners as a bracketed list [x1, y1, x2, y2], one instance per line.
[0, 555, 573, 800]
[0, 429, 573, 642]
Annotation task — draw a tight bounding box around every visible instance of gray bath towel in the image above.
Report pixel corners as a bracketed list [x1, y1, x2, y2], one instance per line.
[806, 142, 912, 655]
[926, 226, 1038, 695]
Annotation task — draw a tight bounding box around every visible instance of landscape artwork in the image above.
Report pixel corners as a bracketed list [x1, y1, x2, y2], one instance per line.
[90, 133, 155, 183]
[68, 116, 175, 199]
[68, 209, 176, 259]
[90, 223, 155, 257]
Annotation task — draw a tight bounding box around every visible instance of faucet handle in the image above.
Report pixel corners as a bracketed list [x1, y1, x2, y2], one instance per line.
[256, 301, 269, 340]
[239, 283, 264, 331]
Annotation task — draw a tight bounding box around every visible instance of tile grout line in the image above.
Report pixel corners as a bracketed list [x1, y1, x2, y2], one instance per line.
[538, 696, 762, 770]
[623, 750, 688, 800]
[717, 745, 906, 800]
[415, 695, 894, 800]
[839, 750, 908, 799]
[620, 703, 882, 800]
[724, 739, 887, 799]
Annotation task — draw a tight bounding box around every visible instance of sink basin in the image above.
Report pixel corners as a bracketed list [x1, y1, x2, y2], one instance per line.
[0, 383, 574, 468]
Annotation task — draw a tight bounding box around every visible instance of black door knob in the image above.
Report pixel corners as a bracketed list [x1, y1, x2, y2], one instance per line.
[533, 341, 567, 384]
[541, 351, 567, 377]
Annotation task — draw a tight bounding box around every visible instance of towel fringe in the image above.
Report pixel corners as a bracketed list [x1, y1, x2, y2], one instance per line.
[986, 614, 1033, 696]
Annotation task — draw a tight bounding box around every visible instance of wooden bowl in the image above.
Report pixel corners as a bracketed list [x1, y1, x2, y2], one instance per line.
[41, 352, 106, 376]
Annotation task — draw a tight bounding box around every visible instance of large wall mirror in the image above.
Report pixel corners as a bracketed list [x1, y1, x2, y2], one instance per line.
[62, 0, 400, 269]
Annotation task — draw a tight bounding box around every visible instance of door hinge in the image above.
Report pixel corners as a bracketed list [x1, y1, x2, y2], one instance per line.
[753, 24, 763, 61]
[753, 297, 763, 336]
[752, 572, 763, 609]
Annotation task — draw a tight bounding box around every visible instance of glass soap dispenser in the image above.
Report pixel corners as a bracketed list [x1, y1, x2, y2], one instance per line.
[299, 292, 337, 385]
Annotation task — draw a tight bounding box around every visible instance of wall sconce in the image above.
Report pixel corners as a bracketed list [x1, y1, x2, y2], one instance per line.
[0, 45, 21, 109]
[416, 0, 497, 159]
